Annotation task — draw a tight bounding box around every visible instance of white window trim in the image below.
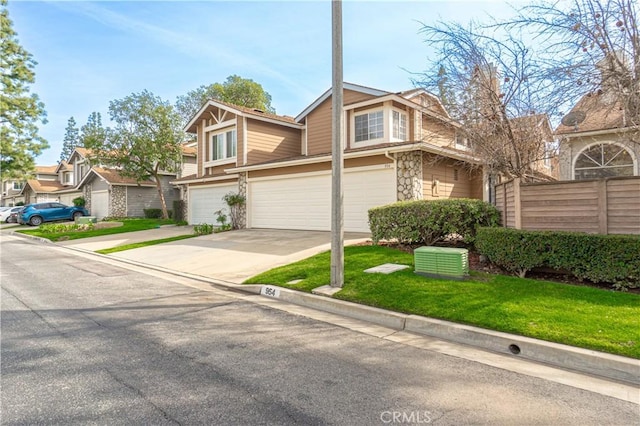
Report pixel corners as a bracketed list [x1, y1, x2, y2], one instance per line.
[571, 141, 637, 180]
[351, 106, 409, 148]
[391, 109, 408, 142]
[205, 128, 237, 168]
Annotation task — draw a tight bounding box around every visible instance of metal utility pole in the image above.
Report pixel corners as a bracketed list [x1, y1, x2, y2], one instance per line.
[330, 0, 344, 288]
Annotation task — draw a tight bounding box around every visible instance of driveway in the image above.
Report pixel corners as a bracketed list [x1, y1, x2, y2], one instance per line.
[58, 228, 371, 283]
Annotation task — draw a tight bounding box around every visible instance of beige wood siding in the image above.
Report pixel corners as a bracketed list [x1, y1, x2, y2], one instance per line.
[247, 155, 392, 179]
[421, 116, 455, 147]
[236, 117, 245, 166]
[189, 178, 238, 188]
[203, 164, 229, 176]
[422, 155, 481, 201]
[246, 119, 301, 165]
[306, 89, 378, 156]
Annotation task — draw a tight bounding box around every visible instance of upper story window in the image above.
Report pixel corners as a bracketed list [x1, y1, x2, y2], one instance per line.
[355, 111, 384, 142]
[12, 181, 23, 191]
[392, 110, 407, 140]
[455, 133, 470, 149]
[210, 129, 237, 162]
[63, 172, 73, 184]
[574, 143, 635, 180]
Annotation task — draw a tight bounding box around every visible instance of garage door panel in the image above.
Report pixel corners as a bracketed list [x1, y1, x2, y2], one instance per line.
[189, 184, 237, 224]
[91, 191, 108, 219]
[249, 168, 395, 232]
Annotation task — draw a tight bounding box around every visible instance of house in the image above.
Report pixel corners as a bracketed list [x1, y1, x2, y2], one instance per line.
[173, 83, 487, 232]
[2, 145, 195, 219]
[556, 90, 639, 180]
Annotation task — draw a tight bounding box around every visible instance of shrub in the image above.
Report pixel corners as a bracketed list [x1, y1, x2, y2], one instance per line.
[193, 223, 213, 235]
[223, 192, 246, 230]
[173, 200, 184, 222]
[38, 222, 95, 233]
[143, 208, 173, 219]
[476, 227, 640, 290]
[72, 196, 86, 207]
[368, 199, 501, 246]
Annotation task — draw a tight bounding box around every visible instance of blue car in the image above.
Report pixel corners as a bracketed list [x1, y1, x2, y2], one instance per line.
[19, 202, 89, 226]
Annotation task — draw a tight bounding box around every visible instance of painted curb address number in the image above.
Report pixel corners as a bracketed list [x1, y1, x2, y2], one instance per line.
[261, 285, 280, 298]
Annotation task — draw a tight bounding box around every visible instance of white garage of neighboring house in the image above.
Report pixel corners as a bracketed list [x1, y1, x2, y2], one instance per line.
[248, 165, 395, 233]
[188, 183, 238, 225]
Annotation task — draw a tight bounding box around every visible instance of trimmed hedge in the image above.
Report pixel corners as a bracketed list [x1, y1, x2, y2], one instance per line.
[476, 227, 640, 290]
[368, 199, 501, 246]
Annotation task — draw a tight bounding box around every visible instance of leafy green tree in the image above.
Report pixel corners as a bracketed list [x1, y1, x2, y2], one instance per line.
[84, 90, 185, 219]
[0, 0, 48, 179]
[60, 116, 80, 161]
[175, 74, 275, 127]
[80, 112, 107, 148]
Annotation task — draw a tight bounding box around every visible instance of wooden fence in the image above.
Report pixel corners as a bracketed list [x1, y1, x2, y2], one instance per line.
[494, 176, 640, 235]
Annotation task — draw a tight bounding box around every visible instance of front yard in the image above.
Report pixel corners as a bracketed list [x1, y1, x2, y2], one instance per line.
[244, 245, 640, 359]
[13, 218, 176, 241]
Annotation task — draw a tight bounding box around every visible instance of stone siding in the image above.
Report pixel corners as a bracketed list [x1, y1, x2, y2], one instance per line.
[237, 173, 247, 229]
[111, 186, 127, 217]
[396, 151, 423, 201]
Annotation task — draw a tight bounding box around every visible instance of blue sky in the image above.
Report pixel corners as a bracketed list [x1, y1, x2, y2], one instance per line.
[9, 0, 523, 165]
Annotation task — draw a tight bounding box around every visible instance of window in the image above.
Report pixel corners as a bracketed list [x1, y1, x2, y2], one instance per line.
[355, 111, 384, 142]
[455, 133, 470, 149]
[12, 182, 23, 191]
[392, 111, 407, 140]
[210, 129, 237, 162]
[574, 143, 635, 180]
[63, 173, 72, 184]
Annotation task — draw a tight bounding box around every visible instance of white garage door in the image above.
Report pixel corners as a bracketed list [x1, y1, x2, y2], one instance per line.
[91, 190, 109, 219]
[249, 167, 395, 232]
[189, 184, 237, 225]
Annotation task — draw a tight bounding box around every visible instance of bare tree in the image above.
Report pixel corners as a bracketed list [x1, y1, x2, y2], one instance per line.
[506, 0, 639, 129]
[417, 22, 555, 180]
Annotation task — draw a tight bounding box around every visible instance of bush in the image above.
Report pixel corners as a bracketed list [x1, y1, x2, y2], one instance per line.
[223, 192, 245, 230]
[476, 227, 640, 290]
[38, 222, 95, 233]
[72, 196, 86, 207]
[193, 223, 213, 235]
[143, 208, 172, 219]
[173, 200, 184, 222]
[368, 199, 501, 246]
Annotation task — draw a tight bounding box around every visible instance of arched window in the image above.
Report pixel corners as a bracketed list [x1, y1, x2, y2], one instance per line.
[574, 143, 635, 180]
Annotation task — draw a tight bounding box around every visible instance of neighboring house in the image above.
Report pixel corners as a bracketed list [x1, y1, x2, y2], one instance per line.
[3, 145, 191, 219]
[173, 83, 487, 232]
[77, 167, 179, 219]
[556, 90, 639, 180]
[1, 178, 25, 206]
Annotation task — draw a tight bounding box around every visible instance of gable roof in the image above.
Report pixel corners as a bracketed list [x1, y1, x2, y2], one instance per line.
[294, 82, 390, 122]
[185, 99, 301, 133]
[77, 167, 157, 188]
[23, 179, 65, 194]
[555, 90, 626, 135]
[35, 165, 58, 174]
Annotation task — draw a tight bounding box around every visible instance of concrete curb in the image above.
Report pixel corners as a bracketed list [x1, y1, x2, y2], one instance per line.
[260, 284, 639, 386]
[10, 232, 639, 386]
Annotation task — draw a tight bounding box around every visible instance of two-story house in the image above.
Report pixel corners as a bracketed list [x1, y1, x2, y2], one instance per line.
[173, 83, 486, 232]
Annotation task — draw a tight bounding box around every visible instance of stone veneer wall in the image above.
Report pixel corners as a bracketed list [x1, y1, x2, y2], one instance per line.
[83, 185, 92, 214]
[181, 185, 189, 222]
[111, 186, 126, 217]
[396, 151, 423, 201]
[237, 173, 247, 229]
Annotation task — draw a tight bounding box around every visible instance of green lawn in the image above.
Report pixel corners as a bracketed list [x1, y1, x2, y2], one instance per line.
[96, 234, 198, 254]
[17, 218, 176, 242]
[244, 245, 640, 359]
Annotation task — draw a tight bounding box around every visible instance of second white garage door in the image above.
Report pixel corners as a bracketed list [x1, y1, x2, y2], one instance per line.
[249, 167, 395, 232]
[189, 184, 237, 225]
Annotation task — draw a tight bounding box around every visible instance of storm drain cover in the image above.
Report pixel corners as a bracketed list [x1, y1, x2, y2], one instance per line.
[364, 263, 410, 274]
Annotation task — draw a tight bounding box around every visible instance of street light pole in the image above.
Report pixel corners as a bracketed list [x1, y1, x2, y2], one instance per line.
[330, 0, 344, 288]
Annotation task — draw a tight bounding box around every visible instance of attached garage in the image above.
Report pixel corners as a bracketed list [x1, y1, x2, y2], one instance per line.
[248, 166, 395, 232]
[189, 183, 237, 224]
[91, 190, 109, 219]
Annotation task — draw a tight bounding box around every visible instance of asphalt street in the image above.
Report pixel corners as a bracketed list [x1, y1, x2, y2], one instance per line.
[1, 235, 639, 425]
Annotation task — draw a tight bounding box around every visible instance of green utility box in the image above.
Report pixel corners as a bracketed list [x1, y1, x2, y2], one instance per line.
[414, 246, 469, 280]
[76, 216, 97, 224]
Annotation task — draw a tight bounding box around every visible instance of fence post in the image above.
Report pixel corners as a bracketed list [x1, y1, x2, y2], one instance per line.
[597, 179, 608, 234]
[513, 178, 522, 229]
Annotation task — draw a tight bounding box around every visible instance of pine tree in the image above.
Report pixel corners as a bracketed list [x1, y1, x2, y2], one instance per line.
[0, 0, 49, 179]
[60, 116, 80, 161]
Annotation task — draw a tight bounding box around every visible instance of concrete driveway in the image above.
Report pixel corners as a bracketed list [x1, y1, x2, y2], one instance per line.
[59, 228, 371, 283]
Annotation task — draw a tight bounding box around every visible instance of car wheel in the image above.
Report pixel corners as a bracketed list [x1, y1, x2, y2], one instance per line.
[72, 211, 84, 221]
[29, 216, 43, 226]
